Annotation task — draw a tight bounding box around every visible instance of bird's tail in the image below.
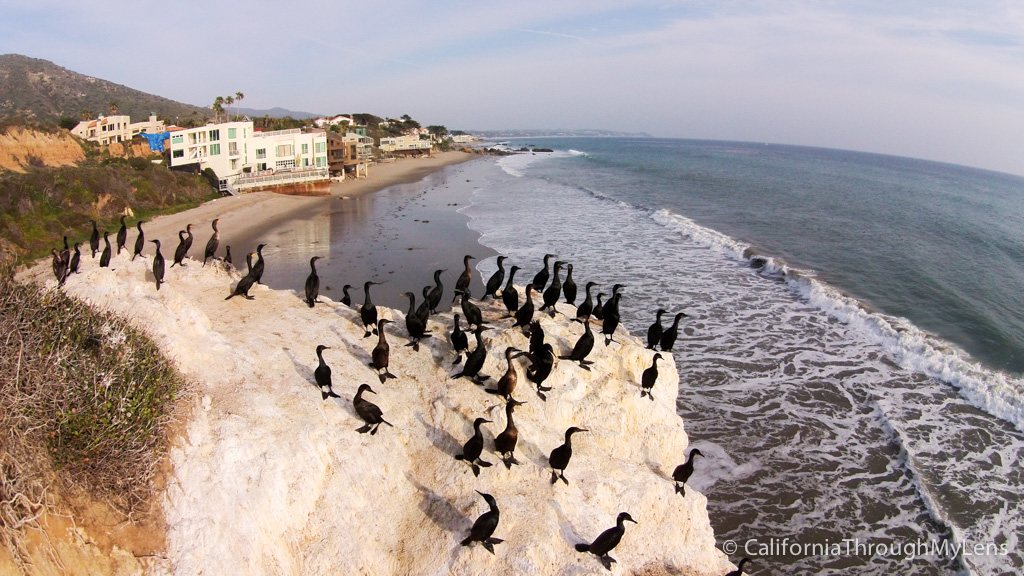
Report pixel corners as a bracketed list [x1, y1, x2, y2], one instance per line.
[382, 419, 394, 427]
[460, 537, 472, 547]
[306, 299, 315, 308]
[575, 543, 590, 552]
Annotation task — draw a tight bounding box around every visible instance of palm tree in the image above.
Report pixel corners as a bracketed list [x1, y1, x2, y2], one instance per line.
[225, 96, 235, 121]
[212, 96, 225, 121]
[235, 92, 245, 118]
[80, 110, 93, 121]
[108, 102, 119, 115]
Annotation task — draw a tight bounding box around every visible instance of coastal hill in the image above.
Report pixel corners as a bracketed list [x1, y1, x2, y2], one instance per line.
[0, 54, 210, 123]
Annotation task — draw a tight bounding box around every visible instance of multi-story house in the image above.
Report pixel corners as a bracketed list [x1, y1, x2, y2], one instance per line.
[325, 127, 374, 178]
[378, 133, 432, 156]
[71, 114, 166, 145]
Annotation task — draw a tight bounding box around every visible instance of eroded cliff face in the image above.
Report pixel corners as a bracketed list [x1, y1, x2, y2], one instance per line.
[35, 250, 732, 576]
[0, 126, 85, 172]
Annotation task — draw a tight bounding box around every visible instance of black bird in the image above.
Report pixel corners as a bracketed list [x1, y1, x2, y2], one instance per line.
[512, 284, 536, 332]
[559, 317, 596, 370]
[360, 281, 379, 337]
[89, 220, 100, 258]
[660, 312, 688, 352]
[251, 243, 266, 284]
[69, 242, 82, 275]
[549, 426, 588, 485]
[304, 256, 321, 307]
[485, 347, 526, 399]
[483, 255, 507, 300]
[116, 215, 128, 255]
[461, 491, 503, 554]
[525, 342, 556, 400]
[672, 448, 704, 496]
[353, 384, 393, 435]
[647, 309, 668, 350]
[340, 284, 353, 307]
[592, 292, 606, 320]
[494, 397, 527, 468]
[99, 231, 112, 268]
[575, 281, 599, 323]
[449, 313, 469, 364]
[602, 292, 623, 346]
[575, 512, 637, 570]
[531, 253, 556, 292]
[51, 249, 68, 286]
[370, 318, 396, 383]
[415, 286, 432, 326]
[640, 354, 662, 400]
[171, 230, 188, 267]
[458, 288, 484, 330]
[223, 246, 232, 267]
[528, 320, 545, 358]
[725, 558, 752, 576]
[453, 254, 474, 302]
[313, 345, 340, 400]
[203, 218, 220, 266]
[426, 269, 445, 314]
[500, 265, 521, 317]
[150, 240, 165, 290]
[539, 261, 565, 316]
[131, 220, 145, 261]
[60, 235, 71, 267]
[454, 417, 492, 476]
[563, 263, 577, 305]
[182, 223, 195, 256]
[452, 325, 489, 383]
[402, 292, 431, 351]
[224, 252, 258, 300]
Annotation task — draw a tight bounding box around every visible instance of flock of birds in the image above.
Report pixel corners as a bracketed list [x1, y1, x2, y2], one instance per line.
[48, 217, 752, 575]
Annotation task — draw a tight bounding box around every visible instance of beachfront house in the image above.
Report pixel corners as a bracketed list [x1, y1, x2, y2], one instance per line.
[325, 128, 373, 179]
[71, 114, 166, 145]
[379, 133, 431, 157]
[168, 120, 329, 194]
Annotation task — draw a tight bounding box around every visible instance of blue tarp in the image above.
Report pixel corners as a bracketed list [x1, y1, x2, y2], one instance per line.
[141, 132, 169, 152]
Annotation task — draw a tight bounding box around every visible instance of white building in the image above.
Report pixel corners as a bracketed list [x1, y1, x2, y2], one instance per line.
[168, 121, 329, 193]
[379, 133, 431, 155]
[71, 114, 166, 145]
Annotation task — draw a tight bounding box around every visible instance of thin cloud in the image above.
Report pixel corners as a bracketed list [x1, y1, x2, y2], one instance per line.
[514, 28, 592, 43]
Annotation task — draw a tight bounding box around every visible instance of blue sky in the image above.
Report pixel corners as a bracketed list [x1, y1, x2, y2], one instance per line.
[2, 1, 1022, 175]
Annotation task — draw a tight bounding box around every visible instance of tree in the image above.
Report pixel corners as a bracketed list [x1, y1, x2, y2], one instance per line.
[80, 110, 93, 121]
[235, 92, 245, 117]
[109, 102, 119, 115]
[58, 116, 78, 130]
[212, 96, 225, 121]
[225, 96, 235, 121]
[427, 125, 448, 139]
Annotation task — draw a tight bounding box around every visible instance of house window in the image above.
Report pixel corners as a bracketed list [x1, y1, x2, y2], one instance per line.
[315, 142, 325, 153]
[228, 128, 236, 139]
[316, 156, 325, 168]
[209, 129, 220, 141]
[256, 148, 266, 159]
[275, 159, 295, 170]
[302, 143, 309, 154]
[172, 149, 184, 158]
[210, 143, 221, 155]
[228, 142, 239, 155]
[172, 135, 184, 144]
[257, 162, 267, 171]
[276, 144, 293, 157]
[230, 159, 238, 169]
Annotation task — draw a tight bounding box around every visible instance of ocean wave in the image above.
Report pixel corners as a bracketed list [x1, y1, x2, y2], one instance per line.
[568, 149, 589, 157]
[650, 208, 1024, 433]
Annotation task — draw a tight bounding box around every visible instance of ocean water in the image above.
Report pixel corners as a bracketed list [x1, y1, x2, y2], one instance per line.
[457, 139, 1024, 575]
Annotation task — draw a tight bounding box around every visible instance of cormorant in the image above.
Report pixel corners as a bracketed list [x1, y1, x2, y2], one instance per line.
[525, 342, 556, 401]
[304, 256, 321, 307]
[725, 558, 752, 576]
[549, 426, 587, 485]
[89, 220, 100, 258]
[602, 292, 623, 346]
[370, 318, 396, 383]
[415, 286, 432, 325]
[353, 384, 392, 434]
[531, 253, 556, 291]
[453, 255, 474, 302]
[182, 223, 194, 257]
[592, 292, 606, 320]
[454, 417, 492, 476]
[340, 284, 353, 307]
[528, 320, 545, 357]
[449, 313, 469, 364]
[461, 491, 503, 554]
[203, 218, 220, 266]
[575, 282, 599, 323]
[485, 347, 526, 399]
[660, 312, 688, 352]
[360, 281, 379, 337]
[131, 220, 145, 261]
[251, 243, 266, 284]
[559, 317, 595, 370]
[51, 249, 68, 286]
[494, 397, 527, 468]
[116, 215, 127, 255]
[575, 512, 637, 570]
[563, 263, 577, 305]
[511, 284, 535, 332]
[223, 246, 232, 267]
[69, 242, 82, 275]
[402, 292, 430, 351]
[500, 265, 521, 317]
[483, 256, 507, 300]
[539, 261, 565, 316]
[171, 230, 188, 267]
[640, 354, 662, 399]
[314, 345, 340, 400]
[672, 448, 703, 496]
[458, 288, 484, 330]
[150, 240, 165, 290]
[452, 325, 489, 383]
[647, 309, 668, 350]
[426, 269, 445, 314]
[224, 253, 258, 299]
[99, 231, 112, 268]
